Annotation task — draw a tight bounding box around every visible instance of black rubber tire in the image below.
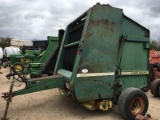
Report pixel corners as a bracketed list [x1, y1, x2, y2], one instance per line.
[12, 62, 24, 74]
[150, 79, 160, 97]
[118, 88, 148, 120]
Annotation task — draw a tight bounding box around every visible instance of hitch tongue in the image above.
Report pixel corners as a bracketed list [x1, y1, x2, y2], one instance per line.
[1, 80, 14, 120]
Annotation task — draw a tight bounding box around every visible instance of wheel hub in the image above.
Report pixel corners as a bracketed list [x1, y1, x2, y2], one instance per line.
[130, 97, 145, 115]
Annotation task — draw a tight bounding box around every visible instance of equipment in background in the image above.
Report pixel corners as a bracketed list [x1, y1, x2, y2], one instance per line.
[3, 47, 20, 58]
[6, 35, 60, 81]
[10, 39, 33, 46]
[149, 50, 160, 97]
[3, 47, 20, 68]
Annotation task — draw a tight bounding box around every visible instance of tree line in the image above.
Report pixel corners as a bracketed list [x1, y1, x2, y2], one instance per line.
[0, 37, 160, 50]
[0, 37, 11, 49]
[150, 40, 160, 50]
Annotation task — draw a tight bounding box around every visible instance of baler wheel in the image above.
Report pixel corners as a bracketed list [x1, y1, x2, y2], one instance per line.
[150, 79, 160, 97]
[118, 88, 148, 120]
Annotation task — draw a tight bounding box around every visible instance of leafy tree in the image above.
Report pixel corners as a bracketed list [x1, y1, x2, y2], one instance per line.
[150, 36, 160, 50]
[0, 37, 11, 48]
[150, 40, 158, 50]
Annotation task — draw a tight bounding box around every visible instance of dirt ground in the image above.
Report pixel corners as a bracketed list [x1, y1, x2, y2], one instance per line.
[0, 67, 160, 120]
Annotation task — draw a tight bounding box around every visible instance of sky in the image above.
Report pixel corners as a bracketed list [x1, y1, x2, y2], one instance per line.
[0, 0, 159, 40]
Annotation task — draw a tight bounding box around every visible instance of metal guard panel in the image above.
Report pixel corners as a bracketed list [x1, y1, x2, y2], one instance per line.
[121, 15, 150, 41]
[74, 5, 123, 102]
[74, 76, 114, 102]
[77, 4, 123, 73]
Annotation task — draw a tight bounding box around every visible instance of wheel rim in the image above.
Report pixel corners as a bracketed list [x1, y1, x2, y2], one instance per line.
[130, 97, 145, 115]
[14, 65, 23, 72]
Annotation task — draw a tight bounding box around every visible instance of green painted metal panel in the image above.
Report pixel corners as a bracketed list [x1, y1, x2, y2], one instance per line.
[20, 50, 42, 55]
[121, 15, 150, 39]
[57, 69, 72, 81]
[119, 16, 150, 90]
[10, 54, 37, 65]
[72, 5, 123, 101]
[38, 36, 58, 63]
[29, 36, 58, 76]
[119, 41, 149, 90]
[120, 42, 148, 70]
[74, 76, 115, 102]
[120, 75, 150, 91]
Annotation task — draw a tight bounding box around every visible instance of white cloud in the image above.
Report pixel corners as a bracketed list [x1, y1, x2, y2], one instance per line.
[0, 0, 159, 40]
